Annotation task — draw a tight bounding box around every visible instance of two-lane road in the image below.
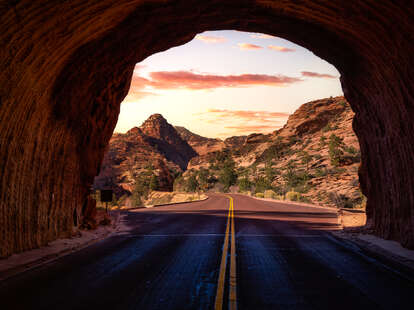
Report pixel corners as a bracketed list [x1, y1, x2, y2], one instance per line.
[0, 194, 413, 309]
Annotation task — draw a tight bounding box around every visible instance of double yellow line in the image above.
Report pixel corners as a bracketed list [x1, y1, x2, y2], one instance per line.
[215, 195, 237, 310]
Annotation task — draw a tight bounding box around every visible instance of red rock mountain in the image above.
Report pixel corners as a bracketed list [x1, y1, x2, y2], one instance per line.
[180, 96, 362, 208]
[95, 96, 361, 210]
[93, 114, 196, 195]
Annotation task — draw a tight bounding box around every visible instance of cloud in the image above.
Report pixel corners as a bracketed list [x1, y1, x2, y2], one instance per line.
[268, 45, 295, 52]
[224, 125, 283, 131]
[301, 71, 337, 79]
[202, 109, 289, 137]
[250, 34, 276, 39]
[131, 71, 302, 90]
[207, 109, 290, 120]
[237, 43, 263, 50]
[195, 34, 226, 43]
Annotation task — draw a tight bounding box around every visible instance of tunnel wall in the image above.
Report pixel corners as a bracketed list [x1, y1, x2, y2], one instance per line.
[0, 0, 413, 256]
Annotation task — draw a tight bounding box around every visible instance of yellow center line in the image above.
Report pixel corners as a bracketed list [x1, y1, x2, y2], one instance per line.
[229, 197, 237, 310]
[214, 195, 237, 310]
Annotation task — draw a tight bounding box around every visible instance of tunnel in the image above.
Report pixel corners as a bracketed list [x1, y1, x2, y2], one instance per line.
[0, 0, 413, 257]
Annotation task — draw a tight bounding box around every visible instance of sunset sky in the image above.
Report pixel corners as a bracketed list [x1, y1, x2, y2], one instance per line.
[114, 30, 342, 138]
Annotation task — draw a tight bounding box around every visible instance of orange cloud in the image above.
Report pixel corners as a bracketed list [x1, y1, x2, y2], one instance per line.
[225, 125, 283, 131]
[268, 45, 295, 52]
[195, 34, 226, 43]
[238, 43, 263, 50]
[301, 71, 337, 79]
[250, 34, 276, 39]
[197, 109, 289, 137]
[132, 71, 302, 90]
[207, 109, 290, 120]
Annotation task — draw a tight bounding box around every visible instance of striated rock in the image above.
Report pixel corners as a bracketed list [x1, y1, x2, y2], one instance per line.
[0, 1, 413, 256]
[139, 114, 197, 170]
[278, 97, 348, 137]
[175, 126, 225, 155]
[225, 136, 248, 147]
[245, 133, 271, 144]
[184, 97, 362, 208]
[93, 114, 195, 195]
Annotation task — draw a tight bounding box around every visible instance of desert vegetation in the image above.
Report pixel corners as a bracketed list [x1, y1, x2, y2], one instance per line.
[94, 96, 364, 210]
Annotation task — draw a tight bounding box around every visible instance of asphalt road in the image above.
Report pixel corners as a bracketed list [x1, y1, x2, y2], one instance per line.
[0, 194, 413, 310]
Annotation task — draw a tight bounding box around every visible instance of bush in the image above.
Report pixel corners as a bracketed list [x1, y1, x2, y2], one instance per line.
[238, 177, 252, 192]
[149, 174, 159, 191]
[254, 176, 272, 193]
[314, 168, 328, 177]
[186, 175, 199, 192]
[264, 189, 277, 199]
[338, 100, 347, 108]
[255, 192, 264, 198]
[219, 166, 237, 192]
[286, 190, 301, 201]
[328, 192, 353, 208]
[328, 133, 344, 166]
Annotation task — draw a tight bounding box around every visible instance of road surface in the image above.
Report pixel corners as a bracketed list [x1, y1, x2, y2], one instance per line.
[0, 194, 413, 309]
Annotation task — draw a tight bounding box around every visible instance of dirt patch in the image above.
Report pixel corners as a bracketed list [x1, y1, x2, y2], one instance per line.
[340, 210, 366, 228]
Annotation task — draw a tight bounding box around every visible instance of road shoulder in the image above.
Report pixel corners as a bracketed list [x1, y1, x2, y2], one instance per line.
[0, 211, 127, 281]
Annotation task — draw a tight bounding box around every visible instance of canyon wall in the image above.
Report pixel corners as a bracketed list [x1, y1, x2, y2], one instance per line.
[0, 0, 413, 256]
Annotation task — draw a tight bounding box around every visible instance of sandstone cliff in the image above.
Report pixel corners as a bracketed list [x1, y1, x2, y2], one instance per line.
[175, 126, 225, 155]
[93, 114, 196, 195]
[180, 96, 362, 208]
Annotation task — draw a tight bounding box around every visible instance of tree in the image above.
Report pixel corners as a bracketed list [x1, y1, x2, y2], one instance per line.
[265, 161, 276, 182]
[197, 168, 209, 190]
[131, 187, 142, 207]
[219, 166, 237, 192]
[173, 175, 184, 191]
[254, 176, 272, 193]
[186, 175, 199, 192]
[238, 177, 252, 192]
[328, 133, 344, 166]
[301, 151, 312, 172]
[149, 174, 159, 191]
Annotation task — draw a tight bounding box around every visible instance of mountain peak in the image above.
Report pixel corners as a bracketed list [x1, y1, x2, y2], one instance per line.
[146, 113, 166, 122]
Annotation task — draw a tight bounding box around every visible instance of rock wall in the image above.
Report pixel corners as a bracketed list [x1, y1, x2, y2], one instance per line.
[0, 0, 413, 256]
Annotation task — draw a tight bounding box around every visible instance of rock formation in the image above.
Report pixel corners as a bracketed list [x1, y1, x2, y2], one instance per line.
[181, 97, 362, 208]
[175, 126, 225, 156]
[1, 1, 413, 256]
[94, 114, 196, 195]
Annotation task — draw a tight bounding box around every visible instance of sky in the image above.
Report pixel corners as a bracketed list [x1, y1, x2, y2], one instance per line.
[114, 30, 343, 139]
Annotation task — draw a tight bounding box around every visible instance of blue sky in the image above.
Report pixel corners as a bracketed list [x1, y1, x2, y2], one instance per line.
[115, 30, 342, 138]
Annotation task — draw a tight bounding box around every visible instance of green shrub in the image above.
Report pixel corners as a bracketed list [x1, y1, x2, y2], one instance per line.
[219, 166, 237, 192]
[255, 192, 264, 198]
[328, 192, 353, 208]
[319, 135, 327, 147]
[328, 133, 344, 166]
[254, 176, 272, 193]
[186, 175, 199, 192]
[286, 190, 301, 201]
[238, 177, 252, 192]
[338, 100, 347, 108]
[314, 168, 328, 177]
[264, 189, 277, 199]
[344, 145, 358, 154]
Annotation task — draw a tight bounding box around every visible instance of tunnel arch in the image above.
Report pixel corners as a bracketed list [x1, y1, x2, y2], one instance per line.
[0, 1, 413, 256]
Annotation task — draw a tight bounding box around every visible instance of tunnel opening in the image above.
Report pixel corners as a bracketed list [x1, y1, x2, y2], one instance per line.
[1, 1, 413, 257]
[92, 30, 363, 218]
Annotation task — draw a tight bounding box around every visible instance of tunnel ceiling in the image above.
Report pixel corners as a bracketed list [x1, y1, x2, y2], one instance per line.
[0, 0, 413, 257]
